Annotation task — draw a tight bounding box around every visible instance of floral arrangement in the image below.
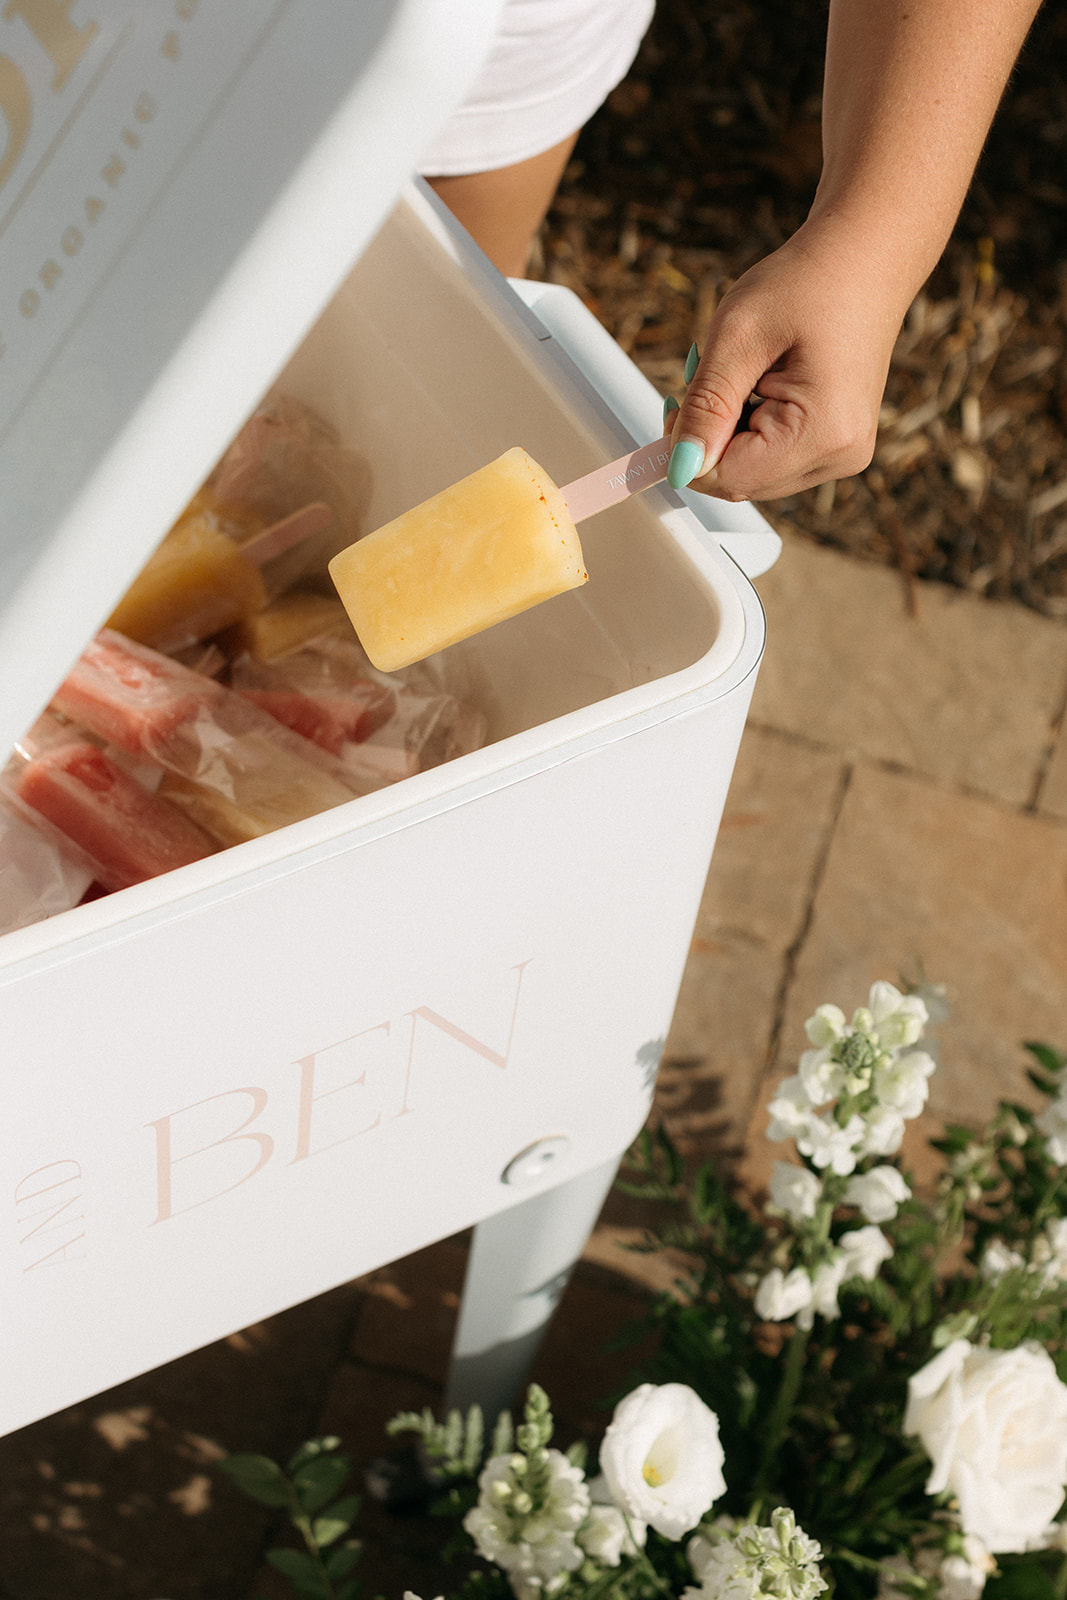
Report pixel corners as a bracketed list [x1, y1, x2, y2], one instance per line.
[218, 983, 1067, 1600]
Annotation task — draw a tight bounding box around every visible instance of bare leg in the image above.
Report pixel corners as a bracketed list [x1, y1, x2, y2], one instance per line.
[425, 131, 579, 278]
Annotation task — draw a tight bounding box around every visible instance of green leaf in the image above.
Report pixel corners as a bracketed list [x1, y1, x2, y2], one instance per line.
[218, 1453, 291, 1508]
[985, 1557, 1058, 1600]
[311, 1494, 359, 1547]
[287, 1436, 342, 1475]
[266, 1547, 325, 1585]
[292, 1453, 350, 1514]
[334, 1581, 361, 1600]
[324, 1542, 361, 1580]
[1026, 1042, 1067, 1076]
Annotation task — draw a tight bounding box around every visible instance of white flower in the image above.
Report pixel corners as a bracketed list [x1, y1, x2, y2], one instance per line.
[868, 981, 928, 1049]
[980, 1238, 1026, 1281]
[463, 1449, 589, 1595]
[598, 1383, 726, 1540]
[804, 1004, 847, 1048]
[838, 1224, 893, 1282]
[767, 1077, 815, 1142]
[873, 1050, 936, 1120]
[769, 1162, 822, 1221]
[1036, 1217, 1067, 1285]
[860, 1105, 906, 1157]
[843, 1165, 911, 1223]
[798, 1047, 845, 1107]
[1037, 1091, 1067, 1164]
[807, 1256, 847, 1324]
[579, 1476, 645, 1564]
[687, 1509, 827, 1600]
[1035, 1520, 1067, 1552]
[937, 1534, 996, 1600]
[683, 1538, 756, 1600]
[755, 1267, 814, 1323]
[797, 1111, 866, 1176]
[905, 1339, 1067, 1552]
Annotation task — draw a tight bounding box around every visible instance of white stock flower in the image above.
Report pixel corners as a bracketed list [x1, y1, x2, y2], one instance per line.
[860, 1104, 906, 1158]
[1036, 1091, 1067, 1164]
[843, 1165, 911, 1223]
[868, 981, 928, 1049]
[797, 1110, 866, 1176]
[755, 1266, 814, 1323]
[599, 1383, 726, 1540]
[905, 1339, 1067, 1552]
[807, 1256, 847, 1323]
[767, 1077, 814, 1142]
[769, 1162, 822, 1221]
[838, 1224, 893, 1282]
[937, 1534, 996, 1600]
[686, 1509, 827, 1600]
[798, 1047, 845, 1107]
[1036, 1217, 1067, 1285]
[804, 1004, 847, 1049]
[579, 1475, 645, 1565]
[463, 1449, 589, 1596]
[981, 1238, 1025, 1281]
[873, 1050, 936, 1120]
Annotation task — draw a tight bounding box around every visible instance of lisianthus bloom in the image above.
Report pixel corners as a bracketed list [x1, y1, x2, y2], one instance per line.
[598, 1383, 726, 1539]
[905, 1339, 1067, 1552]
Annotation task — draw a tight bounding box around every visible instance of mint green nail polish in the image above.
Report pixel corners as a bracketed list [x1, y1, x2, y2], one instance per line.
[668, 437, 705, 490]
[684, 342, 699, 384]
[662, 395, 680, 427]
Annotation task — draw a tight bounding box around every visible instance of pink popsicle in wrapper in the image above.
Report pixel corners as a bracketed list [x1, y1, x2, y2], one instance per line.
[13, 731, 215, 893]
[52, 631, 368, 846]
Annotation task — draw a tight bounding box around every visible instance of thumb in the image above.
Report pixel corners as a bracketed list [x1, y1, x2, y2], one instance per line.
[666, 332, 770, 492]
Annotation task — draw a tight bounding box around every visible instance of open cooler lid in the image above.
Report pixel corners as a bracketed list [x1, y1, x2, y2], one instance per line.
[0, 0, 505, 763]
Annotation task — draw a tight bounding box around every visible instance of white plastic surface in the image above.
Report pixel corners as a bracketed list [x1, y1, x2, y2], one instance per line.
[0, 0, 505, 766]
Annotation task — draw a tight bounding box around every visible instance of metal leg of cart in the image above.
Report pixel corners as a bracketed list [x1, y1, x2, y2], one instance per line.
[443, 1154, 621, 1424]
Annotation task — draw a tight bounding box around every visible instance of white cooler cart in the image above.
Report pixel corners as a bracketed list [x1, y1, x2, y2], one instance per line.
[0, 0, 779, 1437]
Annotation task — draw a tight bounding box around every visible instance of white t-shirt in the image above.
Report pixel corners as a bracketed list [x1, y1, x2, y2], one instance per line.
[418, 0, 656, 175]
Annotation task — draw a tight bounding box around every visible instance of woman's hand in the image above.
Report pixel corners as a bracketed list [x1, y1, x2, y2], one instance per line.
[666, 219, 905, 503]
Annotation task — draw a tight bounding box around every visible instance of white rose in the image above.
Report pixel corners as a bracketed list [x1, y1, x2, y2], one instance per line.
[599, 1383, 726, 1540]
[838, 1224, 893, 1282]
[843, 1165, 911, 1223]
[805, 1004, 847, 1048]
[905, 1340, 1067, 1552]
[860, 1105, 906, 1158]
[797, 1110, 866, 1176]
[767, 1076, 814, 1142]
[1037, 1092, 1067, 1164]
[769, 1162, 822, 1221]
[755, 1266, 814, 1323]
[873, 1050, 936, 1120]
[798, 1047, 845, 1107]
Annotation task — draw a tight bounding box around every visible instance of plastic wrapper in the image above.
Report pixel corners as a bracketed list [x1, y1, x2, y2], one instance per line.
[0, 786, 96, 934]
[10, 716, 216, 894]
[51, 631, 370, 847]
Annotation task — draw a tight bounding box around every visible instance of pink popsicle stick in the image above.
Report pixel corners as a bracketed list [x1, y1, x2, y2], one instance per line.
[240, 501, 333, 566]
[560, 436, 673, 524]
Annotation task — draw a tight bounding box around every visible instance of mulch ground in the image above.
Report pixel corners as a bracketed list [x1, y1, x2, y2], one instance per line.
[539, 0, 1067, 616]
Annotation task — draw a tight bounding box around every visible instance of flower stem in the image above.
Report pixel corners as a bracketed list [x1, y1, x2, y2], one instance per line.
[754, 1322, 810, 1499]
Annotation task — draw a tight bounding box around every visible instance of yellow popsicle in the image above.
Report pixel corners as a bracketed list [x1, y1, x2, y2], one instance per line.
[328, 448, 587, 672]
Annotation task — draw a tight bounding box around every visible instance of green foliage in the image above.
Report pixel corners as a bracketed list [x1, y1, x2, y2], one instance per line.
[219, 1436, 361, 1600]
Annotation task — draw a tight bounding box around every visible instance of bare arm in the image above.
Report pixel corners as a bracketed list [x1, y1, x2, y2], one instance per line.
[666, 0, 1043, 502]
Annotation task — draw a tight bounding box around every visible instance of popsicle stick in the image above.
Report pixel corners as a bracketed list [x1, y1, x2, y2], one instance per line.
[240, 501, 332, 566]
[561, 436, 673, 524]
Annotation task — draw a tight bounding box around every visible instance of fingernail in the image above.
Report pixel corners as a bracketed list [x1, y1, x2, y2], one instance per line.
[662, 394, 680, 427]
[667, 435, 705, 490]
[684, 342, 700, 384]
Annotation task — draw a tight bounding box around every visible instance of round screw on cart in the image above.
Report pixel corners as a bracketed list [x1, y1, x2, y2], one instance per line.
[501, 1136, 571, 1187]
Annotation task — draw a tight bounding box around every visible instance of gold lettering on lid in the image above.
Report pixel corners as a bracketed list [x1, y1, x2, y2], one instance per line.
[133, 90, 154, 123]
[147, 1088, 273, 1224]
[397, 960, 533, 1118]
[176, 0, 198, 18]
[39, 255, 60, 288]
[99, 149, 123, 187]
[18, 286, 37, 316]
[60, 222, 81, 253]
[290, 1021, 391, 1164]
[3, 0, 98, 91]
[160, 28, 178, 60]
[0, 52, 29, 190]
[84, 191, 103, 222]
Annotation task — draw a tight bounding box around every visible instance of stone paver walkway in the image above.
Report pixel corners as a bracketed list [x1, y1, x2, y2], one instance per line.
[1, 535, 1065, 1598]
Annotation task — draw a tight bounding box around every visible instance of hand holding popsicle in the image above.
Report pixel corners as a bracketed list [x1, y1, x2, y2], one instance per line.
[328, 436, 674, 672]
